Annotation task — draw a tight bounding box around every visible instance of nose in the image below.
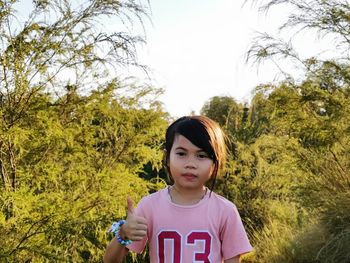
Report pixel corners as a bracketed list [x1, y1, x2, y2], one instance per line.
[185, 163, 195, 169]
[185, 156, 197, 169]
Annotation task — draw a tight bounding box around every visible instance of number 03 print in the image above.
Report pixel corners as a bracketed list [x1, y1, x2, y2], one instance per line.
[158, 230, 212, 263]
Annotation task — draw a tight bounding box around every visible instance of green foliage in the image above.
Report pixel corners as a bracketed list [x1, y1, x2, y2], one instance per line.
[207, 78, 350, 262]
[222, 0, 350, 261]
[0, 1, 169, 262]
[200, 96, 243, 132]
[203, 2, 350, 260]
[0, 83, 168, 262]
[0, 0, 149, 134]
[2, 0, 350, 262]
[215, 135, 306, 234]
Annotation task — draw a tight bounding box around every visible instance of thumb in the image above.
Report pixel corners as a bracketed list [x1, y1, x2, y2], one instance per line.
[127, 197, 135, 215]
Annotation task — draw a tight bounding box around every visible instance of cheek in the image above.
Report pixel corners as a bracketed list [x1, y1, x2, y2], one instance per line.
[168, 162, 180, 179]
[167, 155, 177, 171]
[169, 152, 181, 165]
[208, 163, 215, 177]
[168, 156, 180, 170]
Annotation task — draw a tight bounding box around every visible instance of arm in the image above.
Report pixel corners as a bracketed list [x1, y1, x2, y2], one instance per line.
[221, 204, 253, 263]
[103, 237, 129, 263]
[103, 198, 147, 263]
[224, 255, 241, 263]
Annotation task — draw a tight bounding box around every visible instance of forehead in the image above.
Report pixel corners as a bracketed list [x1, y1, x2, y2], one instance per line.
[172, 134, 203, 151]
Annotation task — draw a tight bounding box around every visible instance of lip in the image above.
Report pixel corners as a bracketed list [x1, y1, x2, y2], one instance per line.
[182, 173, 197, 180]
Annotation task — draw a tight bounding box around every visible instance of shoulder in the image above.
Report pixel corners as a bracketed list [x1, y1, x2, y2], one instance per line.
[209, 191, 237, 209]
[134, 188, 168, 218]
[207, 192, 241, 219]
[137, 187, 168, 207]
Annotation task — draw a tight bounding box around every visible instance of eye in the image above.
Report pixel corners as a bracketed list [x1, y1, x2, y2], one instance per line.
[198, 153, 209, 159]
[176, 151, 186, 156]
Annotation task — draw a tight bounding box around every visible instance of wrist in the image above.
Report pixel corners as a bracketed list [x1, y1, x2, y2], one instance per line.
[109, 220, 132, 246]
[118, 224, 127, 239]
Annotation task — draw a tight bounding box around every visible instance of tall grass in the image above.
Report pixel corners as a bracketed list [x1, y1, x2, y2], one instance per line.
[243, 142, 350, 263]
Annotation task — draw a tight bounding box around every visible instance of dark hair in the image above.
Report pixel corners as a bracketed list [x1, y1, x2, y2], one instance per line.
[164, 116, 227, 191]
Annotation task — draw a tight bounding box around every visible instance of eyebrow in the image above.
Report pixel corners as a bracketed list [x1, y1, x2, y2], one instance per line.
[174, 146, 186, 150]
[174, 146, 205, 152]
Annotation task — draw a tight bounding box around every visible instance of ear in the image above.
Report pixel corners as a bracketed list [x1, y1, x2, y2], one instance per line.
[163, 149, 169, 166]
[210, 161, 218, 179]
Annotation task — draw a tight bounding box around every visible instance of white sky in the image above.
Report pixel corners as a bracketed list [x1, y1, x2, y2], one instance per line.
[15, 0, 335, 118]
[130, 0, 336, 118]
[132, 0, 286, 118]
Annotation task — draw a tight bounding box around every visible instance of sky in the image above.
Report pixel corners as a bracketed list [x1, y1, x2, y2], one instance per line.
[15, 0, 333, 118]
[131, 0, 337, 118]
[131, 0, 289, 118]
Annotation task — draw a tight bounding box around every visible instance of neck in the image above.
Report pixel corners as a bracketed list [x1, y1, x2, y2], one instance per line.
[169, 185, 207, 205]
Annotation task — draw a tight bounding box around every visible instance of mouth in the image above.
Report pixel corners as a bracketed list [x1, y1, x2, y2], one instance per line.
[182, 173, 197, 180]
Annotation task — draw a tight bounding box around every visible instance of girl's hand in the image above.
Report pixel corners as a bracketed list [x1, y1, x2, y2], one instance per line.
[119, 197, 147, 241]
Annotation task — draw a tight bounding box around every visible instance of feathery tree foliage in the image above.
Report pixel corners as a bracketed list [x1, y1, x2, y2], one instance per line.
[0, 1, 168, 262]
[202, 0, 350, 262]
[2, 0, 350, 262]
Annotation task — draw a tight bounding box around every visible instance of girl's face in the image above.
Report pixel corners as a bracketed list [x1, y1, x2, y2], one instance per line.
[168, 134, 214, 192]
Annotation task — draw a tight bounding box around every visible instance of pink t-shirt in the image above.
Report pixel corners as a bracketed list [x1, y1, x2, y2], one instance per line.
[127, 187, 253, 262]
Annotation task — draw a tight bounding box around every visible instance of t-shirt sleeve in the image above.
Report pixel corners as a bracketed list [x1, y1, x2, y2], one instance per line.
[126, 198, 149, 253]
[220, 203, 253, 260]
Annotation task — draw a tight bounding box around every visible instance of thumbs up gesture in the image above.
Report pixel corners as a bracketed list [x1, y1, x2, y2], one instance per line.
[119, 197, 148, 241]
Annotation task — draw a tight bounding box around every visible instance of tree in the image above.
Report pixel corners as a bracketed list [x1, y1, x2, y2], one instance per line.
[0, 1, 170, 262]
[201, 96, 257, 144]
[0, 0, 151, 192]
[0, 80, 169, 262]
[242, 0, 350, 262]
[201, 96, 242, 129]
[246, 0, 350, 81]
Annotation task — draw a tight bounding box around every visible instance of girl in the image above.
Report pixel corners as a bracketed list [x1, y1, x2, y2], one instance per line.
[104, 116, 252, 263]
